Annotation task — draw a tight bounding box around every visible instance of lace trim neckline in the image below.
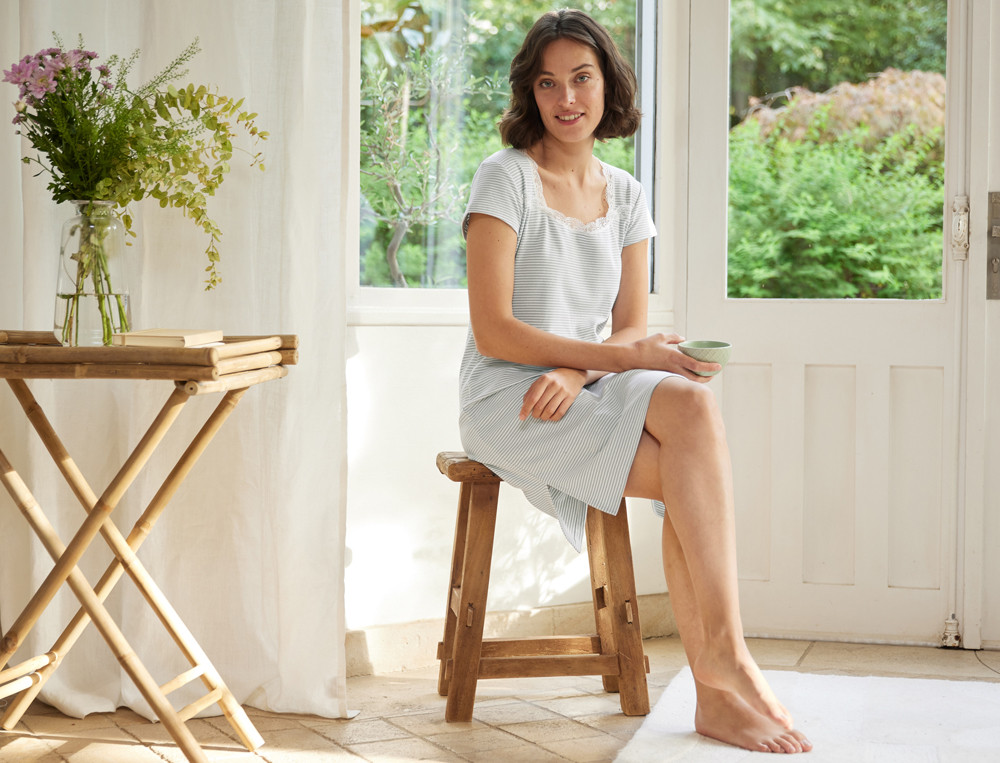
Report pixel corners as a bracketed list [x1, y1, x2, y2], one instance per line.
[523, 153, 616, 233]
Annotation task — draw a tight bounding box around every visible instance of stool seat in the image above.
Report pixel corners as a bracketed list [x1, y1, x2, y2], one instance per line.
[435, 451, 650, 722]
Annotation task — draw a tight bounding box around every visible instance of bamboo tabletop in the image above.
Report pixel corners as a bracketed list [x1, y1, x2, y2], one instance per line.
[0, 330, 298, 395]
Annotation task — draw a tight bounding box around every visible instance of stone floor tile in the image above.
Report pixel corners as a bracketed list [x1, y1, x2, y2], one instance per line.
[799, 641, 1000, 680]
[532, 693, 624, 718]
[19, 711, 119, 735]
[151, 743, 263, 763]
[248, 726, 359, 761]
[574, 711, 647, 739]
[541, 732, 628, 762]
[48, 736, 167, 762]
[304, 717, 412, 746]
[472, 674, 606, 703]
[99, 707, 149, 726]
[347, 736, 465, 761]
[4, 637, 996, 762]
[22, 701, 62, 717]
[500, 717, 605, 744]
[122, 716, 245, 748]
[217, 711, 301, 734]
[642, 635, 689, 671]
[470, 700, 563, 725]
[975, 650, 1000, 675]
[386, 708, 485, 736]
[345, 672, 445, 718]
[746, 637, 812, 667]
[426, 725, 527, 754]
[461, 742, 570, 763]
[0, 734, 63, 763]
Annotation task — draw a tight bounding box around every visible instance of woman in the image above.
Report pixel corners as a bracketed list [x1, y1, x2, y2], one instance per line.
[460, 9, 811, 754]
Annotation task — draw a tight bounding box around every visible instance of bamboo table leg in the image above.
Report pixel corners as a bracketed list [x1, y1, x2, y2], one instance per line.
[0, 380, 264, 761]
[0, 448, 208, 763]
[1, 383, 263, 752]
[0, 384, 188, 667]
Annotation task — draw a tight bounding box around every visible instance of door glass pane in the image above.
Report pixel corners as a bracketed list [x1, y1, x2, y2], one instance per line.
[360, 0, 638, 288]
[728, 0, 947, 299]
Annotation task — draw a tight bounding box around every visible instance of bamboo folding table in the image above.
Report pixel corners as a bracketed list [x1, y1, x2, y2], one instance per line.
[0, 329, 298, 762]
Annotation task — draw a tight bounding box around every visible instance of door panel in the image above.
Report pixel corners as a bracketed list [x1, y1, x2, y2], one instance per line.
[685, 0, 965, 643]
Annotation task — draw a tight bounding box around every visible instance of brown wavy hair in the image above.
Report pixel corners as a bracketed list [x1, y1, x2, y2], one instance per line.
[498, 9, 641, 149]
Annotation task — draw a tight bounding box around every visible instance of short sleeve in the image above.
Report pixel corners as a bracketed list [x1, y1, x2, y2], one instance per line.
[463, 155, 524, 239]
[623, 182, 655, 247]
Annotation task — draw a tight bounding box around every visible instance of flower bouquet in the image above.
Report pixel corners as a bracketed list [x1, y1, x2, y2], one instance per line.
[4, 37, 267, 345]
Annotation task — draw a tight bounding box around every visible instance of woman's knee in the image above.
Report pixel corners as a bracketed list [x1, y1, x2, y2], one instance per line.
[646, 378, 721, 437]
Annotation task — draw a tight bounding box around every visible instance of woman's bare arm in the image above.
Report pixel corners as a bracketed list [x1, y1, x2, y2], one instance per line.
[466, 213, 715, 377]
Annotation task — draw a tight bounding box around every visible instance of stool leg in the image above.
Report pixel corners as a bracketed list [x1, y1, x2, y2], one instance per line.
[444, 481, 499, 722]
[438, 481, 473, 696]
[587, 500, 650, 716]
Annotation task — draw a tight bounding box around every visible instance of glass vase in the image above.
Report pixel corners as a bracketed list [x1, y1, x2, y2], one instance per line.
[54, 200, 132, 347]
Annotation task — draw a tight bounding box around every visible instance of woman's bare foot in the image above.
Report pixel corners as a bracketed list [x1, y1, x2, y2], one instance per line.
[695, 683, 812, 753]
[692, 638, 793, 729]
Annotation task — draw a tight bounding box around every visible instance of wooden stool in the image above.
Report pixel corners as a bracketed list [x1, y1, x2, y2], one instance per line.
[435, 451, 650, 722]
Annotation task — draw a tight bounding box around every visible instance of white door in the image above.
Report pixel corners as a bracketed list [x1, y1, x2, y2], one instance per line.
[681, 0, 976, 644]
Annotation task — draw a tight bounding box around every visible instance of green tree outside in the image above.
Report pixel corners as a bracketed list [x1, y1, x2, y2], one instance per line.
[728, 0, 948, 299]
[360, 0, 636, 288]
[360, 0, 949, 298]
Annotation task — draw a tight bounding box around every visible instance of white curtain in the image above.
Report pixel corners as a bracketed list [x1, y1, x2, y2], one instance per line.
[0, 0, 349, 719]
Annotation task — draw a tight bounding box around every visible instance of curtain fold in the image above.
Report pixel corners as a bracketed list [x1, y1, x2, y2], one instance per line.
[0, 0, 348, 719]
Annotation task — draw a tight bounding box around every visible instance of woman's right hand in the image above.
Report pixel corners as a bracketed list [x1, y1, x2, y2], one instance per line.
[632, 333, 721, 381]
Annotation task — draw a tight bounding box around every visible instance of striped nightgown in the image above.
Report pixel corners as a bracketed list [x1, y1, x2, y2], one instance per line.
[459, 148, 671, 551]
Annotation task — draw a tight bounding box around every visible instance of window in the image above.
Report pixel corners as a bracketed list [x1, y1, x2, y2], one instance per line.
[727, 0, 948, 300]
[358, 0, 651, 296]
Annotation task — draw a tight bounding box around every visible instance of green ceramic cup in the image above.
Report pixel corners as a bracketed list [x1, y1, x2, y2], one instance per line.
[678, 340, 732, 377]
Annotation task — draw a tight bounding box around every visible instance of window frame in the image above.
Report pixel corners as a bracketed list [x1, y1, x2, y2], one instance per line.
[347, 0, 670, 328]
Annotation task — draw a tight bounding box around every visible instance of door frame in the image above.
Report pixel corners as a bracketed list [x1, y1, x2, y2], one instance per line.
[665, 0, 986, 646]
[959, 0, 1000, 651]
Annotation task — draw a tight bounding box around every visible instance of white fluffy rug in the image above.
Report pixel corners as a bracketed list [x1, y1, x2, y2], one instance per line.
[615, 667, 1000, 762]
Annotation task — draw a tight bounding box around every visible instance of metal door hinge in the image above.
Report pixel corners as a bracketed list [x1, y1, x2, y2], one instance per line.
[941, 614, 961, 648]
[952, 195, 969, 260]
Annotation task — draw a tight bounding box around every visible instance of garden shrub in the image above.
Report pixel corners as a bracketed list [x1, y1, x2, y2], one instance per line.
[728, 70, 945, 299]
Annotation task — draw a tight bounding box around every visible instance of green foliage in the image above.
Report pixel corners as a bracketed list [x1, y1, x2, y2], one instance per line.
[730, 0, 947, 122]
[728, 117, 943, 299]
[359, 0, 636, 288]
[726, 2, 947, 300]
[5, 36, 267, 289]
[360, 0, 947, 298]
[361, 3, 507, 287]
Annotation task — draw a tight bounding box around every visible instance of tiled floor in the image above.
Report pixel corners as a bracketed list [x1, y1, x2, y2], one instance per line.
[2, 636, 999, 762]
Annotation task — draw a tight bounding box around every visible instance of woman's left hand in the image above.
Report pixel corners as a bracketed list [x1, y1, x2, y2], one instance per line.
[520, 368, 587, 421]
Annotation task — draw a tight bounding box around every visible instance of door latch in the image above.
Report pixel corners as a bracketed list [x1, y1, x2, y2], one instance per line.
[989, 193, 1000, 300]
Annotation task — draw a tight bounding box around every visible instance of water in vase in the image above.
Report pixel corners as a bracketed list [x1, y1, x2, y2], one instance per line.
[55, 292, 131, 346]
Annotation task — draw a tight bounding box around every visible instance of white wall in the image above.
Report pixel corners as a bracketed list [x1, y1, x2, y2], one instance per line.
[343, 321, 671, 633]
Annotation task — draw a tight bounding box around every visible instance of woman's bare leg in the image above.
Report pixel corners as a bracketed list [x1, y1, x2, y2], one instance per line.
[629, 431, 810, 752]
[625, 379, 811, 751]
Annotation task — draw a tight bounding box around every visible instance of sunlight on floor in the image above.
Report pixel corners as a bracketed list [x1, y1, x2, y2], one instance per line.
[2, 636, 999, 762]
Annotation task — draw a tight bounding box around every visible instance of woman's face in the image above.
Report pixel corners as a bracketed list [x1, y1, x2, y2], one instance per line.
[532, 37, 605, 146]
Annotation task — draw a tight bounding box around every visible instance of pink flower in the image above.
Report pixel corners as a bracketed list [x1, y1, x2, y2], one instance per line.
[62, 49, 86, 70]
[26, 62, 59, 99]
[3, 55, 36, 86]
